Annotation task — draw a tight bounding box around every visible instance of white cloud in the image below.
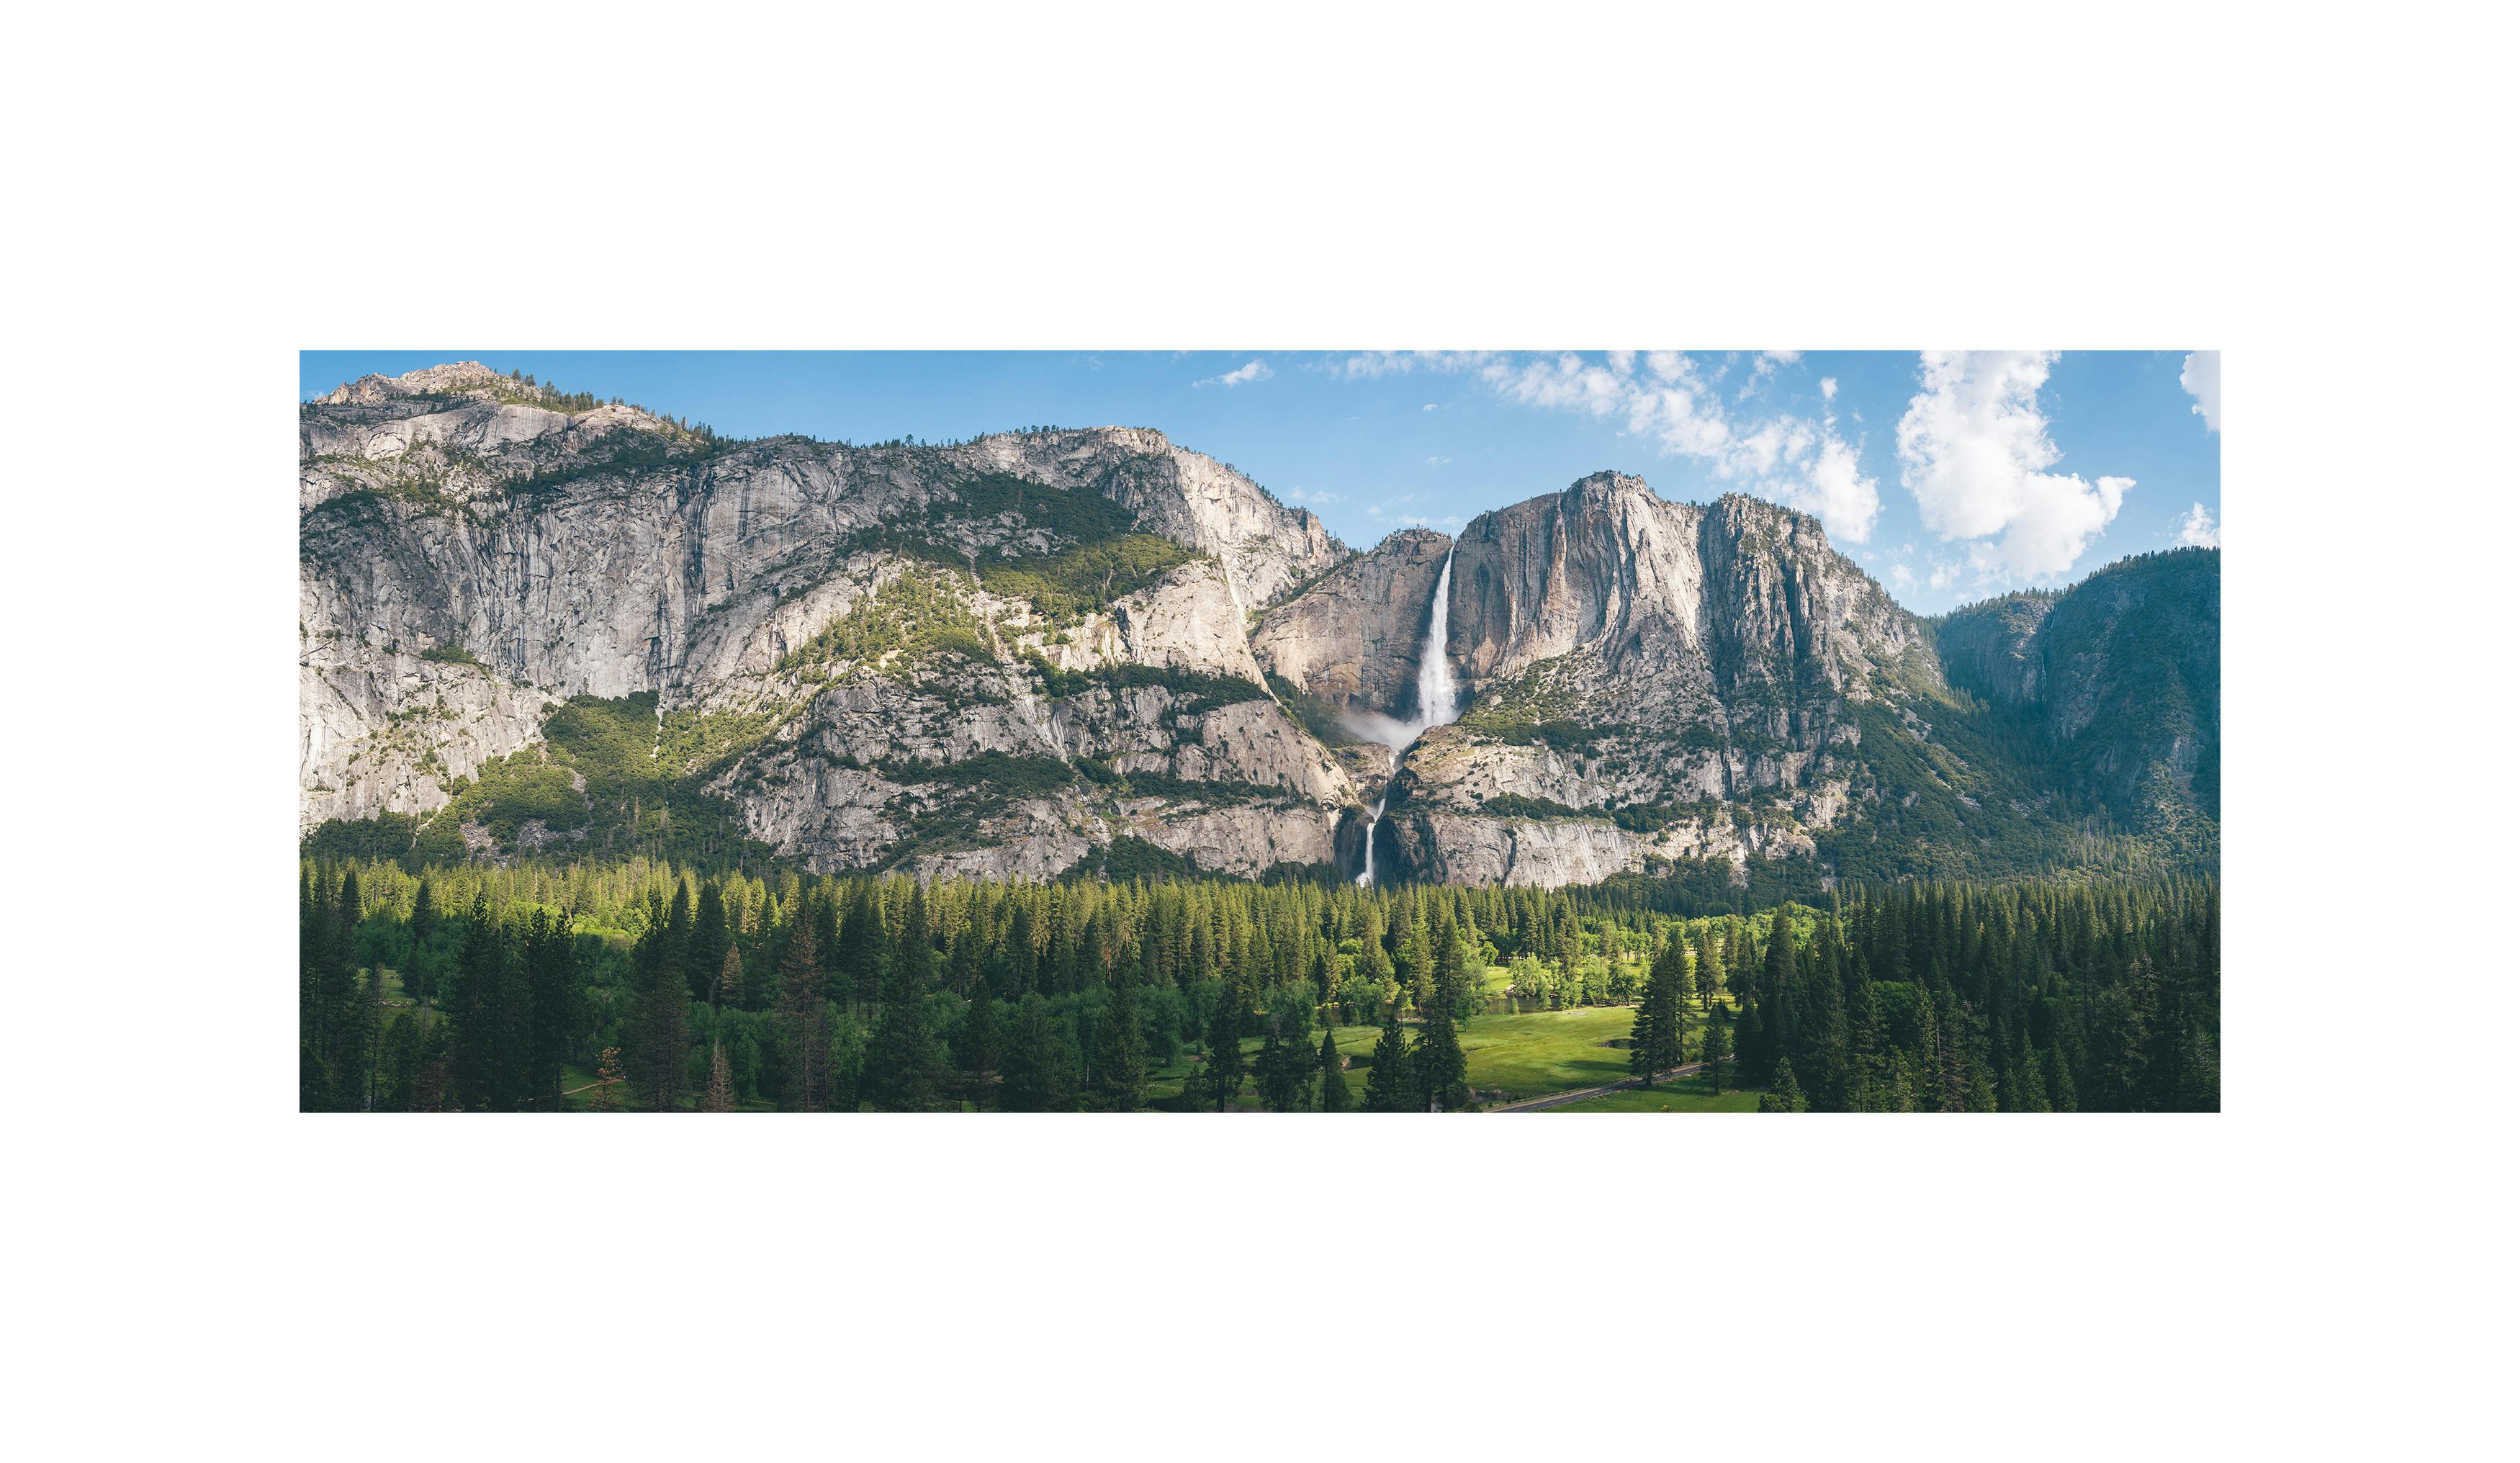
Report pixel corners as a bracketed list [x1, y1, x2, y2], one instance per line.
[1889, 562, 1920, 593]
[1426, 455, 1453, 467]
[1323, 351, 1495, 379]
[1193, 359, 1272, 388]
[1421, 402, 1438, 411]
[1737, 350, 1800, 400]
[1477, 351, 1881, 544]
[1930, 560, 1962, 591]
[1287, 487, 1345, 506]
[1895, 351, 2129, 580]
[2181, 350, 2220, 431]
[1820, 377, 1837, 402]
[2175, 501, 2221, 548]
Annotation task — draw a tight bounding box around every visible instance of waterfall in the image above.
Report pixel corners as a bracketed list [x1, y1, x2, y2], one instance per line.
[1413, 549, 1459, 729]
[1356, 549, 1460, 887]
[1355, 797, 1387, 888]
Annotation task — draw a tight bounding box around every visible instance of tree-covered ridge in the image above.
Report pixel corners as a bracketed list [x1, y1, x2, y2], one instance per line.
[1932, 546, 2219, 837]
[301, 856, 2215, 1115]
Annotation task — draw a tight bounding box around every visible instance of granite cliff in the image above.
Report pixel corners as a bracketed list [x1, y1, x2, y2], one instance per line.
[302, 364, 2217, 889]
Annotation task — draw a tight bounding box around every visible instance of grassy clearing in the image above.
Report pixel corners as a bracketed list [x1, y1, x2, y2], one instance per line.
[557, 1000, 1742, 1113]
[1138, 1002, 1734, 1111]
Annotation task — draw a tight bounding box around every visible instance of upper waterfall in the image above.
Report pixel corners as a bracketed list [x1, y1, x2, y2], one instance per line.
[1352, 549, 1460, 886]
[1413, 549, 1459, 729]
[1342, 547, 1462, 754]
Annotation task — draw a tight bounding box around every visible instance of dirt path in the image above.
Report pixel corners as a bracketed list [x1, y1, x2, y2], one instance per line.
[1489, 1059, 1729, 1112]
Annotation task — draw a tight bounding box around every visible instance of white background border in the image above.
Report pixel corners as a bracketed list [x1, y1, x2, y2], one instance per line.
[9, 4, 2506, 1457]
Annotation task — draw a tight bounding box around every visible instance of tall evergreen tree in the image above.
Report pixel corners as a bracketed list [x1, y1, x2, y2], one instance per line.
[1698, 1020, 1731, 1092]
[523, 908, 577, 1109]
[777, 914, 827, 1111]
[1089, 969, 1148, 1112]
[1319, 1028, 1351, 1113]
[955, 996, 1002, 1109]
[999, 994, 1061, 1112]
[628, 898, 688, 1112]
[1758, 1057, 1806, 1113]
[1363, 1006, 1413, 1112]
[1628, 937, 1688, 1085]
[864, 954, 945, 1112]
[1256, 1007, 1311, 1113]
[1413, 972, 1469, 1112]
[690, 879, 729, 1005]
[1204, 986, 1245, 1111]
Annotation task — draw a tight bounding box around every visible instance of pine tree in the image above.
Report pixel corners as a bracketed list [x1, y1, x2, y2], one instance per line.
[1257, 1007, 1310, 1113]
[1413, 972, 1469, 1111]
[999, 994, 1060, 1112]
[1319, 1028, 1351, 1113]
[628, 897, 688, 1111]
[1628, 937, 1687, 1085]
[956, 996, 1002, 1108]
[380, 1013, 419, 1111]
[2046, 1045, 2079, 1113]
[1696, 926, 1725, 1011]
[342, 960, 382, 1111]
[1205, 986, 1245, 1111]
[690, 880, 729, 1004]
[1758, 1057, 1806, 1113]
[1363, 1006, 1413, 1112]
[717, 947, 744, 1007]
[522, 908, 576, 1109]
[865, 967, 946, 1112]
[1089, 968, 1148, 1112]
[1698, 1019, 1731, 1092]
[702, 1042, 737, 1112]
[777, 911, 828, 1110]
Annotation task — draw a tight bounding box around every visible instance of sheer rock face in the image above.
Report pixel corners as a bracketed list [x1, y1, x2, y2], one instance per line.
[1251, 528, 1452, 716]
[301, 366, 2215, 888]
[1933, 592, 2056, 709]
[299, 365, 1348, 875]
[1390, 477, 1923, 888]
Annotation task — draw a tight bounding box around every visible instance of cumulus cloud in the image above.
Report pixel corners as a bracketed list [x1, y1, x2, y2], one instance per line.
[1895, 351, 2130, 581]
[1820, 377, 1837, 402]
[1193, 359, 1272, 388]
[1737, 350, 1801, 400]
[2175, 501, 2221, 547]
[1287, 487, 1345, 506]
[1426, 455, 1453, 467]
[1422, 402, 1438, 411]
[2182, 350, 2220, 431]
[1322, 351, 1495, 379]
[1478, 351, 1881, 544]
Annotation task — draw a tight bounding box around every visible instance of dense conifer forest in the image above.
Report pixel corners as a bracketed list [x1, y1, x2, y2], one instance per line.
[300, 857, 2218, 1113]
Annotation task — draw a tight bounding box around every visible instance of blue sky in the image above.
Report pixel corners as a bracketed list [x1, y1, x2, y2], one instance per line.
[302, 350, 2219, 613]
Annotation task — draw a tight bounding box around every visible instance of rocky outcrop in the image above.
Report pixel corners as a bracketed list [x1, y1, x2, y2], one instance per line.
[299, 364, 1349, 876]
[1933, 591, 2056, 709]
[300, 364, 2215, 888]
[1386, 477, 1920, 886]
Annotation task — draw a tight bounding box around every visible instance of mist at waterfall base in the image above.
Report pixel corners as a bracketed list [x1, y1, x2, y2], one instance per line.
[1349, 552, 1459, 887]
